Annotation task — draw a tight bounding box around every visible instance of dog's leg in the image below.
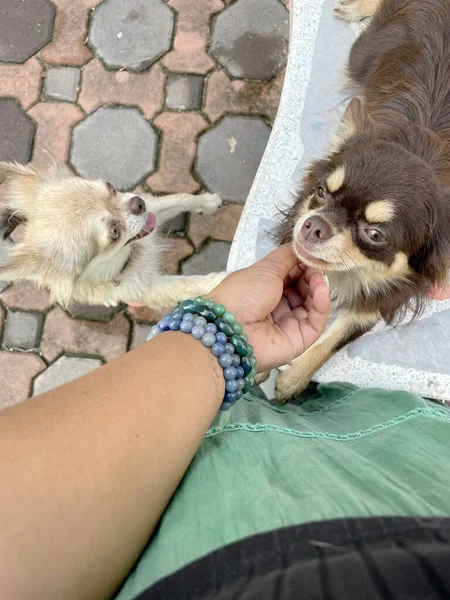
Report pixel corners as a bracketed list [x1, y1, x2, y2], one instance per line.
[334, 0, 381, 21]
[143, 193, 222, 227]
[73, 273, 228, 311]
[275, 311, 378, 403]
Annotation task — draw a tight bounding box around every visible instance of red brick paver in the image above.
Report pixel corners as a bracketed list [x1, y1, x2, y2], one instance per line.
[41, 308, 130, 363]
[147, 112, 209, 194]
[78, 60, 166, 119]
[40, 0, 101, 66]
[0, 0, 286, 403]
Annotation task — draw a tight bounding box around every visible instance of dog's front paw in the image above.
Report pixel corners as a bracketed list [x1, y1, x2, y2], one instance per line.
[334, 0, 376, 21]
[275, 365, 310, 404]
[193, 193, 222, 215]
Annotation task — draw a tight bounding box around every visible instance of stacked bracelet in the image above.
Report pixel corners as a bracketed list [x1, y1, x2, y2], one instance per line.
[147, 297, 257, 411]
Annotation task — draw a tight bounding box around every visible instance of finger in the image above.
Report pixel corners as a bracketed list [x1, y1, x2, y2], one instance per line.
[261, 244, 299, 280]
[283, 286, 303, 309]
[283, 263, 306, 288]
[298, 280, 331, 349]
[271, 295, 293, 323]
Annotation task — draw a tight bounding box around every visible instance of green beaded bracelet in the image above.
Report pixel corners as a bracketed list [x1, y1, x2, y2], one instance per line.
[148, 296, 258, 410]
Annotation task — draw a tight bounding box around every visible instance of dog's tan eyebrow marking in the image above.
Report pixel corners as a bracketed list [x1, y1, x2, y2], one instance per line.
[326, 166, 346, 193]
[365, 200, 395, 223]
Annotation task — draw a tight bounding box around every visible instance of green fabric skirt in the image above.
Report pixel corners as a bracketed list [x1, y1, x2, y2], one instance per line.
[116, 383, 450, 600]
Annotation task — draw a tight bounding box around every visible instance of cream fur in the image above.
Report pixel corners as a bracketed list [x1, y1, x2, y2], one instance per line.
[0, 162, 226, 310]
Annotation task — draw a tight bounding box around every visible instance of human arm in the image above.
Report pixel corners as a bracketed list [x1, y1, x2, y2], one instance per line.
[0, 245, 330, 600]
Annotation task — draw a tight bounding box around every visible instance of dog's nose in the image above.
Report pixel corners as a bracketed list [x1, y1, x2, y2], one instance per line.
[129, 196, 146, 216]
[301, 216, 333, 242]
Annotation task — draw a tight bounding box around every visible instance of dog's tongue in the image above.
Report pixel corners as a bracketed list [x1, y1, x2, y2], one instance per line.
[144, 212, 157, 232]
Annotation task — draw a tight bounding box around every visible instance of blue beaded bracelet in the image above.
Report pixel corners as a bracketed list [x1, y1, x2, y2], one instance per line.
[147, 297, 257, 411]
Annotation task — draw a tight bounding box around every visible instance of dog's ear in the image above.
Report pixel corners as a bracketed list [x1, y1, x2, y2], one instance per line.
[410, 204, 450, 290]
[331, 98, 375, 151]
[0, 161, 39, 186]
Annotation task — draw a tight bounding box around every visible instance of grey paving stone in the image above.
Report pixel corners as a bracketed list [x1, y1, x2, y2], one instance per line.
[165, 74, 204, 111]
[67, 303, 123, 321]
[0, 99, 36, 163]
[3, 311, 44, 350]
[182, 241, 231, 276]
[0, 0, 55, 63]
[43, 66, 81, 102]
[195, 116, 271, 203]
[89, 0, 174, 72]
[211, 0, 288, 81]
[71, 107, 159, 190]
[131, 323, 153, 349]
[159, 213, 187, 235]
[33, 355, 103, 396]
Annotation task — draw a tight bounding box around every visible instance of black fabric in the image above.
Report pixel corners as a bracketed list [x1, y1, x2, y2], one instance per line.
[137, 517, 450, 600]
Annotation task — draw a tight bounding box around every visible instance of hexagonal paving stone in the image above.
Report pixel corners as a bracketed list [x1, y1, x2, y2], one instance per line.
[210, 0, 288, 81]
[0, 99, 36, 163]
[131, 323, 154, 349]
[195, 116, 271, 203]
[33, 355, 103, 396]
[71, 107, 159, 190]
[182, 241, 231, 276]
[89, 0, 174, 72]
[0, 0, 55, 63]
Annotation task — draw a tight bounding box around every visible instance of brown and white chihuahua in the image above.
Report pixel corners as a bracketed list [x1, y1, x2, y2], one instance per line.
[275, 0, 450, 401]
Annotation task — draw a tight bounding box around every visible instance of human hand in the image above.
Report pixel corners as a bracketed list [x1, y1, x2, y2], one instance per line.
[208, 245, 330, 372]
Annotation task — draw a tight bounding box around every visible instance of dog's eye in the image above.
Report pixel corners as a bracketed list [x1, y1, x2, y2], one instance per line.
[316, 186, 326, 199]
[106, 182, 116, 194]
[110, 224, 121, 241]
[366, 228, 385, 243]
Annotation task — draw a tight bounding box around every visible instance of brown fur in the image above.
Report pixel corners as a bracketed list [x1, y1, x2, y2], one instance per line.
[275, 0, 450, 402]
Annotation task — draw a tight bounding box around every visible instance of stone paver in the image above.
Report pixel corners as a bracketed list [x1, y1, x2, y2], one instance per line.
[0, 99, 35, 163]
[0, 305, 5, 335]
[89, 0, 174, 72]
[162, 0, 222, 74]
[189, 203, 243, 249]
[41, 308, 130, 363]
[165, 238, 195, 274]
[195, 116, 271, 203]
[211, 0, 288, 80]
[68, 303, 123, 321]
[78, 59, 165, 120]
[204, 69, 284, 123]
[71, 107, 159, 189]
[0, 0, 287, 406]
[0, 0, 55, 63]
[43, 66, 81, 102]
[147, 112, 208, 194]
[33, 355, 103, 396]
[131, 323, 154, 349]
[127, 305, 164, 324]
[0, 282, 51, 312]
[3, 311, 44, 350]
[0, 352, 45, 408]
[182, 241, 231, 275]
[0, 58, 44, 110]
[166, 74, 204, 111]
[29, 102, 84, 167]
[40, 0, 99, 66]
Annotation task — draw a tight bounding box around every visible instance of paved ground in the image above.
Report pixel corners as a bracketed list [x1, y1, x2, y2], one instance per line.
[0, 0, 289, 407]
